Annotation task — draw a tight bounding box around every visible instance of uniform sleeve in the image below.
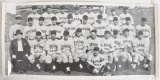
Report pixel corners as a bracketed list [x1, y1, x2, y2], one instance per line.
[9, 26, 14, 41]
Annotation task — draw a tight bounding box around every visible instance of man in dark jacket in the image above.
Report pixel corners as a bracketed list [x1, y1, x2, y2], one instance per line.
[9, 29, 30, 73]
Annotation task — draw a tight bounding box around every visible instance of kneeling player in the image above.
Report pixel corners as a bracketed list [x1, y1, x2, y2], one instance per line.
[73, 28, 88, 71]
[60, 30, 75, 74]
[28, 31, 46, 72]
[133, 31, 152, 71]
[45, 30, 62, 72]
[87, 47, 107, 74]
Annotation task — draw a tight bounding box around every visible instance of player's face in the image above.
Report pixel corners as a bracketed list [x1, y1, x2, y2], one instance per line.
[39, 20, 44, 26]
[68, 18, 73, 23]
[126, 20, 130, 25]
[64, 35, 69, 40]
[83, 19, 87, 24]
[104, 33, 110, 39]
[16, 34, 22, 40]
[16, 19, 22, 24]
[28, 21, 33, 26]
[113, 21, 118, 25]
[75, 10, 79, 15]
[47, 8, 52, 14]
[99, 7, 104, 13]
[51, 34, 56, 40]
[138, 35, 143, 39]
[111, 11, 116, 16]
[97, 18, 102, 23]
[93, 51, 99, 56]
[32, 9, 37, 14]
[141, 21, 147, 26]
[124, 32, 129, 37]
[36, 36, 41, 41]
[52, 20, 57, 25]
[88, 7, 92, 13]
[91, 32, 96, 39]
[60, 9, 65, 14]
[123, 9, 128, 14]
[76, 32, 82, 37]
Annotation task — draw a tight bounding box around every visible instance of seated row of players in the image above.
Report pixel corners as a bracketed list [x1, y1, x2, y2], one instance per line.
[10, 26, 152, 74]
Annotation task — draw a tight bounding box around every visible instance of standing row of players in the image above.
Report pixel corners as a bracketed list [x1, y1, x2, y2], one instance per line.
[9, 5, 152, 74]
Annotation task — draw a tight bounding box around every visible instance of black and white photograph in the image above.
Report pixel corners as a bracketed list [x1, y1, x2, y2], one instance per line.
[4, 2, 155, 76]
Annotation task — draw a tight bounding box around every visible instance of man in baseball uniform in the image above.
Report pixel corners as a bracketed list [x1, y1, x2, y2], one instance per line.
[9, 15, 24, 41]
[72, 28, 88, 71]
[45, 30, 62, 72]
[108, 9, 120, 25]
[72, 6, 82, 26]
[119, 7, 134, 25]
[28, 6, 41, 26]
[28, 31, 46, 72]
[63, 14, 77, 38]
[87, 47, 107, 74]
[78, 15, 93, 39]
[48, 16, 64, 40]
[59, 30, 75, 74]
[56, 5, 68, 26]
[121, 17, 135, 38]
[133, 31, 152, 71]
[42, 5, 55, 26]
[36, 17, 49, 42]
[23, 17, 37, 45]
[83, 5, 96, 25]
[87, 30, 102, 57]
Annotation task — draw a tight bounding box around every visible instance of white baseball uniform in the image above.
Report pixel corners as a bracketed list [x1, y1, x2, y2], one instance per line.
[83, 12, 96, 25]
[119, 13, 134, 25]
[121, 24, 136, 38]
[28, 13, 41, 26]
[48, 25, 64, 39]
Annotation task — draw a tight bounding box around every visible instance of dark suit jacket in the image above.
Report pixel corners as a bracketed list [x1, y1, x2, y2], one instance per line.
[9, 38, 30, 59]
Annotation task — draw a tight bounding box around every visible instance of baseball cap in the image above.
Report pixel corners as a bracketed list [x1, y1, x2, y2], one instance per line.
[68, 14, 73, 19]
[94, 47, 99, 51]
[15, 15, 22, 20]
[51, 16, 57, 21]
[141, 18, 147, 22]
[111, 8, 115, 12]
[32, 6, 37, 10]
[60, 5, 65, 9]
[36, 31, 41, 36]
[126, 17, 131, 21]
[28, 17, 33, 22]
[51, 30, 57, 35]
[138, 31, 143, 35]
[91, 30, 97, 33]
[113, 17, 118, 21]
[83, 15, 88, 20]
[14, 29, 23, 35]
[39, 17, 44, 21]
[104, 30, 110, 34]
[97, 15, 103, 19]
[76, 28, 82, 32]
[63, 30, 69, 36]
[113, 30, 118, 35]
[123, 28, 129, 34]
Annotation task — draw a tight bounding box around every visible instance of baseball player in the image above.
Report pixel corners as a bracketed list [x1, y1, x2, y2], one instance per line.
[23, 17, 37, 45]
[87, 47, 107, 74]
[135, 18, 151, 51]
[109, 17, 122, 37]
[27, 6, 41, 26]
[72, 28, 88, 71]
[108, 9, 120, 25]
[92, 15, 109, 39]
[41, 5, 55, 26]
[78, 15, 93, 39]
[9, 15, 24, 41]
[28, 31, 46, 72]
[101, 30, 115, 72]
[133, 31, 152, 71]
[48, 16, 64, 40]
[45, 30, 62, 72]
[83, 5, 96, 25]
[87, 30, 102, 57]
[119, 7, 134, 25]
[36, 17, 49, 42]
[56, 5, 68, 25]
[63, 14, 77, 37]
[95, 6, 109, 24]
[72, 6, 82, 26]
[121, 17, 136, 38]
[59, 30, 75, 74]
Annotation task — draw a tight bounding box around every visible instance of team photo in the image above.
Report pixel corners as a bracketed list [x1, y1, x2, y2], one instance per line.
[5, 3, 155, 76]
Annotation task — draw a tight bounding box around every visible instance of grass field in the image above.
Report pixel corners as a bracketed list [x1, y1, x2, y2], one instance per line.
[5, 6, 155, 76]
